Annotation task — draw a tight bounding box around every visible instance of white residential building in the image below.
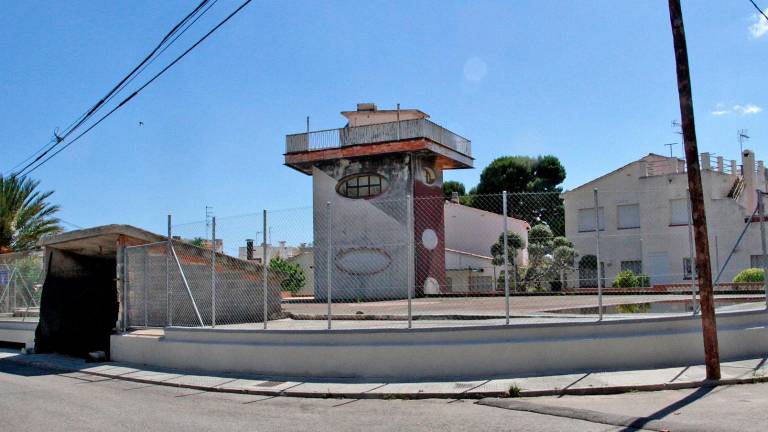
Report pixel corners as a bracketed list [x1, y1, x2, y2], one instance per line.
[562, 149, 767, 287]
[443, 200, 530, 293]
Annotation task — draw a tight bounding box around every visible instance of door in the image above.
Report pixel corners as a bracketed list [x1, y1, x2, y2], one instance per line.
[646, 251, 671, 285]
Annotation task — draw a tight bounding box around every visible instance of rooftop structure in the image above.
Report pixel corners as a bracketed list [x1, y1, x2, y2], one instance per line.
[284, 103, 472, 174]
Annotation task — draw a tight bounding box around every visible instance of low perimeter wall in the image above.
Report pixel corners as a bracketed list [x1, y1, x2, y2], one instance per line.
[0, 321, 37, 348]
[111, 310, 768, 380]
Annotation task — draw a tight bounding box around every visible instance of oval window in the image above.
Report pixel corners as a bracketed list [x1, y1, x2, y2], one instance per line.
[336, 173, 388, 199]
[335, 247, 392, 275]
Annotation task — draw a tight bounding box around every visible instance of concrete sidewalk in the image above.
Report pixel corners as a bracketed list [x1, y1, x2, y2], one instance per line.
[1, 350, 766, 399]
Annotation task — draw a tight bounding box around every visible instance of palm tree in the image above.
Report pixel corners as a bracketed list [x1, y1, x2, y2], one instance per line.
[0, 174, 62, 253]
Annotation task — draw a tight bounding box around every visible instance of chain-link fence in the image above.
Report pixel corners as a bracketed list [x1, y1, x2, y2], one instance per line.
[123, 188, 767, 330]
[124, 239, 283, 328]
[0, 251, 44, 321]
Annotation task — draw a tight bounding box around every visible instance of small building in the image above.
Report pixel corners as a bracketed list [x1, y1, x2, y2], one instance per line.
[34, 224, 283, 358]
[35, 225, 164, 357]
[285, 103, 473, 300]
[562, 150, 767, 287]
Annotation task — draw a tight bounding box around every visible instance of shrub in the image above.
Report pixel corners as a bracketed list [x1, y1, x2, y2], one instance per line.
[635, 274, 651, 287]
[612, 270, 638, 288]
[733, 268, 764, 283]
[269, 257, 306, 293]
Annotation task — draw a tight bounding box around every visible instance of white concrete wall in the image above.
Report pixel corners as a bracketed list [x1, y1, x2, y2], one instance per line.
[111, 309, 768, 380]
[444, 202, 529, 266]
[445, 250, 500, 293]
[0, 321, 36, 348]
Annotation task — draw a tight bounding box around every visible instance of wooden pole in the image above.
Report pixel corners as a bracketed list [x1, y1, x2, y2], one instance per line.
[668, 0, 720, 380]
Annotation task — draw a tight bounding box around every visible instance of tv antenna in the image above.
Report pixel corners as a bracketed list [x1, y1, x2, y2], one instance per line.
[663, 142, 678, 158]
[738, 129, 749, 154]
[671, 120, 683, 136]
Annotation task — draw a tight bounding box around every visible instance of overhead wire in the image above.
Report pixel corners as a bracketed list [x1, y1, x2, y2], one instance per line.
[8, 0, 212, 175]
[17, 0, 254, 177]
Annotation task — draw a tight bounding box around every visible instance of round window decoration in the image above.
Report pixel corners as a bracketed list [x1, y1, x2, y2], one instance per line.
[424, 277, 440, 295]
[421, 229, 438, 250]
[335, 247, 392, 275]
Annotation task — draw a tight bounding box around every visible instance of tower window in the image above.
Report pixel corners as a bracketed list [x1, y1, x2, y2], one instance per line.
[336, 173, 388, 198]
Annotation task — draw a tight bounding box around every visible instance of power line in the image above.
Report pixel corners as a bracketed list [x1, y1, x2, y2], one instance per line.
[17, 0, 254, 177]
[748, 0, 768, 23]
[8, 0, 212, 175]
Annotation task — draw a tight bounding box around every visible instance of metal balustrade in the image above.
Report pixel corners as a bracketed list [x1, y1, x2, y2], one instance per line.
[285, 118, 472, 157]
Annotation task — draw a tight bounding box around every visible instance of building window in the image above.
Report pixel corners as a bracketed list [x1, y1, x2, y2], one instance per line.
[670, 198, 689, 226]
[578, 207, 605, 232]
[336, 173, 388, 199]
[617, 204, 640, 229]
[683, 257, 693, 280]
[621, 260, 642, 275]
[751, 254, 766, 268]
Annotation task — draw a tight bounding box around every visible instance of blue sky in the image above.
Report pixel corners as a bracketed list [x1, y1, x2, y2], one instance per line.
[1, 1, 766, 250]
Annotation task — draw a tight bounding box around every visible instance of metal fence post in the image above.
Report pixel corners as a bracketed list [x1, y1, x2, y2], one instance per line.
[211, 216, 217, 328]
[122, 245, 128, 332]
[167, 214, 172, 327]
[502, 191, 510, 325]
[758, 190, 767, 309]
[143, 246, 148, 327]
[326, 201, 332, 330]
[593, 188, 603, 321]
[407, 194, 413, 329]
[262, 209, 269, 330]
[686, 190, 697, 315]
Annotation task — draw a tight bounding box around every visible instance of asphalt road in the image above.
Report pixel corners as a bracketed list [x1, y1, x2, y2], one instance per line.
[2, 353, 767, 431]
[0, 357, 627, 432]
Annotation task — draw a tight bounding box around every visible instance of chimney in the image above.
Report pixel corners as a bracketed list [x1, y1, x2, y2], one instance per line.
[246, 239, 254, 260]
[356, 103, 377, 112]
[742, 149, 757, 210]
[451, 191, 460, 204]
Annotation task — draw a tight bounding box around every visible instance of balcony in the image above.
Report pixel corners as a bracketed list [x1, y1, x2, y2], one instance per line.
[285, 118, 472, 158]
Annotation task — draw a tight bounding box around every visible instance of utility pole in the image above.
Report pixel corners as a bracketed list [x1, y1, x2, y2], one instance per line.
[668, 0, 720, 380]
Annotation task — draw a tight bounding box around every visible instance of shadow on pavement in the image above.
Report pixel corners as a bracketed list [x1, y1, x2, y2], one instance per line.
[621, 385, 715, 431]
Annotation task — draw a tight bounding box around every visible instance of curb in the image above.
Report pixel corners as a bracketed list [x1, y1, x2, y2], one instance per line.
[5, 354, 768, 400]
[478, 398, 698, 432]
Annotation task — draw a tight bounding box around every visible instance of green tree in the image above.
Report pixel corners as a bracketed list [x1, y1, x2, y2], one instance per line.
[188, 237, 206, 248]
[442, 180, 466, 200]
[0, 174, 61, 253]
[468, 155, 566, 235]
[490, 231, 525, 291]
[269, 257, 306, 293]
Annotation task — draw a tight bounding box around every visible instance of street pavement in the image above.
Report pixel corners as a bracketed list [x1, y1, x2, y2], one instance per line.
[2, 348, 768, 431]
[0, 355, 632, 432]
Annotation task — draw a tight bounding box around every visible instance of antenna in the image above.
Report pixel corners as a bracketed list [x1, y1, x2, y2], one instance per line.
[738, 129, 749, 154]
[664, 142, 678, 158]
[205, 206, 214, 240]
[671, 120, 683, 136]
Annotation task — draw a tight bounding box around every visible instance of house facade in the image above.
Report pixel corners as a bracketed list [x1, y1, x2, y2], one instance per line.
[444, 199, 529, 293]
[562, 150, 767, 287]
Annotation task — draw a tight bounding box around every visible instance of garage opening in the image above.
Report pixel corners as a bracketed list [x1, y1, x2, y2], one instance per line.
[34, 225, 163, 358]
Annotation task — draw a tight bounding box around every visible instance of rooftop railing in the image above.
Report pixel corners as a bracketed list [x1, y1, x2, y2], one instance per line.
[285, 118, 472, 157]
